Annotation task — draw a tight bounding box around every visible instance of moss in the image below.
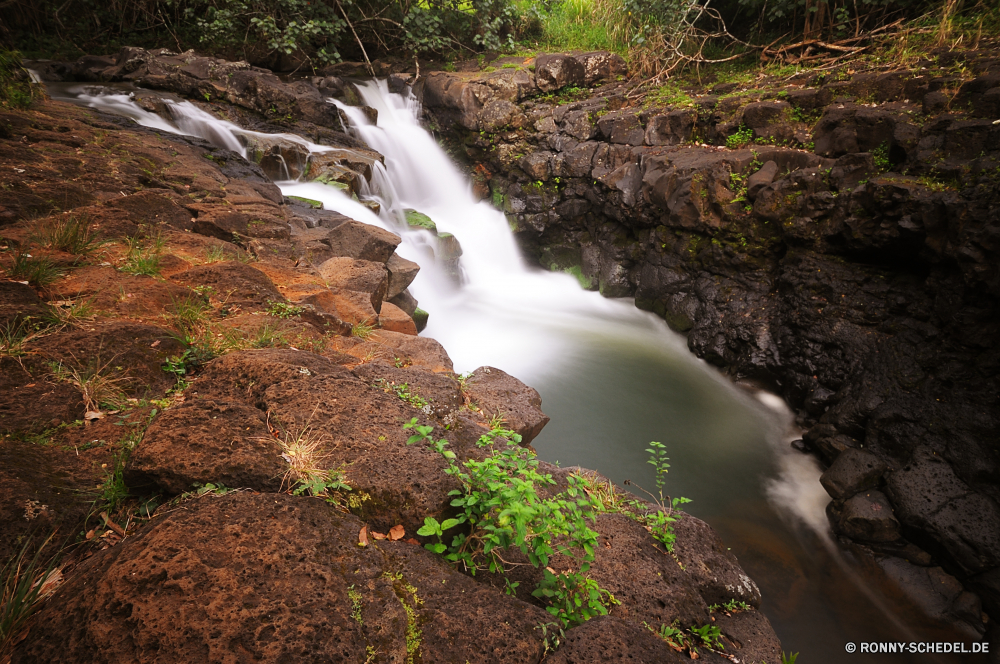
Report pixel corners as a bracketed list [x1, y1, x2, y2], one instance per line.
[562, 265, 593, 289]
[384, 571, 423, 664]
[288, 195, 323, 209]
[404, 210, 437, 232]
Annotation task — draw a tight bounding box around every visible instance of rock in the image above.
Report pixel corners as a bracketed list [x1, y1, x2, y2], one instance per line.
[171, 261, 285, 309]
[316, 219, 401, 264]
[190, 207, 251, 242]
[644, 109, 696, 146]
[317, 257, 389, 313]
[740, 100, 792, 141]
[296, 288, 377, 327]
[597, 111, 645, 145]
[520, 151, 553, 180]
[923, 90, 951, 115]
[369, 330, 451, 372]
[878, 557, 987, 638]
[386, 254, 420, 300]
[886, 448, 1000, 577]
[12, 492, 549, 664]
[572, 52, 627, 86]
[832, 490, 901, 542]
[388, 288, 418, 316]
[672, 514, 763, 607]
[243, 135, 310, 180]
[534, 54, 586, 93]
[747, 160, 779, 199]
[0, 280, 48, 328]
[463, 366, 550, 444]
[126, 400, 285, 494]
[107, 191, 192, 230]
[351, 363, 463, 416]
[821, 448, 886, 501]
[712, 609, 784, 664]
[559, 109, 598, 140]
[544, 616, 712, 664]
[378, 301, 418, 336]
[478, 99, 523, 132]
[419, 74, 487, 130]
[412, 307, 429, 333]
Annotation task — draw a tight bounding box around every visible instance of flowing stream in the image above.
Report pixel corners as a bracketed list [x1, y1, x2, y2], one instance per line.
[48, 79, 976, 663]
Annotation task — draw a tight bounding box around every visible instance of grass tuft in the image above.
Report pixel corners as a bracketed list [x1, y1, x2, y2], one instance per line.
[8, 251, 64, 287]
[0, 535, 62, 657]
[49, 357, 131, 413]
[35, 216, 104, 256]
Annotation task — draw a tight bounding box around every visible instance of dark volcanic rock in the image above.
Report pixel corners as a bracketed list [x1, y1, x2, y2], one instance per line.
[821, 448, 887, 501]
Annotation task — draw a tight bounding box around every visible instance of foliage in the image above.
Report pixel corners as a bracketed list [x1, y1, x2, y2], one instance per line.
[8, 251, 64, 287]
[265, 300, 303, 319]
[0, 317, 48, 358]
[0, 50, 38, 109]
[726, 125, 754, 149]
[873, 142, 891, 171]
[782, 651, 800, 664]
[646, 620, 724, 656]
[374, 378, 429, 409]
[351, 318, 375, 340]
[49, 357, 131, 413]
[0, 535, 60, 657]
[119, 233, 163, 277]
[405, 418, 617, 629]
[35, 216, 104, 256]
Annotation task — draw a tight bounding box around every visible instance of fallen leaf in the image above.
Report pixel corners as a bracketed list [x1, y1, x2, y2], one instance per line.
[388, 524, 405, 541]
[84, 411, 104, 421]
[404, 538, 420, 545]
[358, 525, 368, 547]
[100, 511, 126, 537]
[150, 340, 161, 348]
[371, 531, 387, 540]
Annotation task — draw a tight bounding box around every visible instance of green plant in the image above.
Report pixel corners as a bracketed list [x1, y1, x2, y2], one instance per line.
[99, 408, 158, 514]
[351, 319, 375, 340]
[782, 651, 800, 664]
[0, 50, 39, 110]
[9, 251, 64, 287]
[167, 294, 212, 341]
[278, 424, 352, 504]
[49, 357, 131, 413]
[873, 142, 892, 172]
[374, 379, 428, 409]
[0, 317, 48, 357]
[36, 216, 104, 255]
[383, 571, 422, 664]
[348, 585, 364, 624]
[46, 297, 97, 326]
[726, 125, 754, 150]
[204, 245, 227, 263]
[265, 300, 303, 319]
[0, 535, 60, 657]
[119, 233, 163, 277]
[405, 418, 616, 629]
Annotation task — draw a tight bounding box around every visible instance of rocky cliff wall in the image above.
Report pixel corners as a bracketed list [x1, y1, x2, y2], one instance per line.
[415, 49, 1000, 637]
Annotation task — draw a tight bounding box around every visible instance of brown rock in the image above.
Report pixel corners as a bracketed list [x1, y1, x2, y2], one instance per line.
[545, 616, 724, 664]
[378, 301, 417, 336]
[713, 609, 784, 664]
[463, 366, 550, 444]
[171, 261, 284, 310]
[317, 257, 389, 313]
[126, 400, 286, 495]
[672, 514, 763, 607]
[318, 219, 401, 264]
[820, 447, 886, 501]
[12, 492, 548, 664]
[386, 254, 419, 300]
[298, 288, 377, 327]
[368, 330, 453, 373]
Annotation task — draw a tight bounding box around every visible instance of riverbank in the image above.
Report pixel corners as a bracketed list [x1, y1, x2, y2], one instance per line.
[0, 59, 784, 662]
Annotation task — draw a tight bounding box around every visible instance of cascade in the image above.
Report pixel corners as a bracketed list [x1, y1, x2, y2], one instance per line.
[50, 80, 957, 660]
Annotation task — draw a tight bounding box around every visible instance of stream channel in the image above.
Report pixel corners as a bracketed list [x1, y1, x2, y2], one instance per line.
[46, 78, 975, 663]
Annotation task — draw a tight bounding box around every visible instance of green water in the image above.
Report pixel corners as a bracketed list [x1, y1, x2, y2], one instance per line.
[529, 335, 983, 664]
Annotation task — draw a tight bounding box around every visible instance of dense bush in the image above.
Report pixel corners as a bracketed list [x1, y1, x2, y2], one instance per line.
[0, 0, 538, 65]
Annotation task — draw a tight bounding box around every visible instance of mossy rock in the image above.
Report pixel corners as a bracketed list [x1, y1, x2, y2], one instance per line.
[405, 209, 437, 232]
[288, 195, 323, 209]
[412, 307, 429, 332]
[563, 265, 593, 290]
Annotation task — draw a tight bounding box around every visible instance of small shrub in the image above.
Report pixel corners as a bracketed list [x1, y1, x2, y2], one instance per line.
[36, 216, 103, 255]
[351, 319, 375, 340]
[49, 358, 131, 413]
[265, 300, 303, 319]
[119, 233, 163, 277]
[8, 251, 63, 287]
[726, 125, 754, 150]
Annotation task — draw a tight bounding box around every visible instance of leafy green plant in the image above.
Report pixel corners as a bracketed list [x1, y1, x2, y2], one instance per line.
[373, 378, 428, 409]
[405, 418, 616, 628]
[0, 50, 39, 110]
[726, 125, 754, 150]
[873, 142, 892, 172]
[8, 251, 64, 287]
[782, 651, 800, 664]
[265, 300, 303, 319]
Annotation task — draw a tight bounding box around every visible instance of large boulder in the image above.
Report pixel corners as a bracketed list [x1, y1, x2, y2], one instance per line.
[317, 257, 389, 313]
[462, 366, 550, 444]
[820, 448, 886, 501]
[534, 54, 586, 93]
